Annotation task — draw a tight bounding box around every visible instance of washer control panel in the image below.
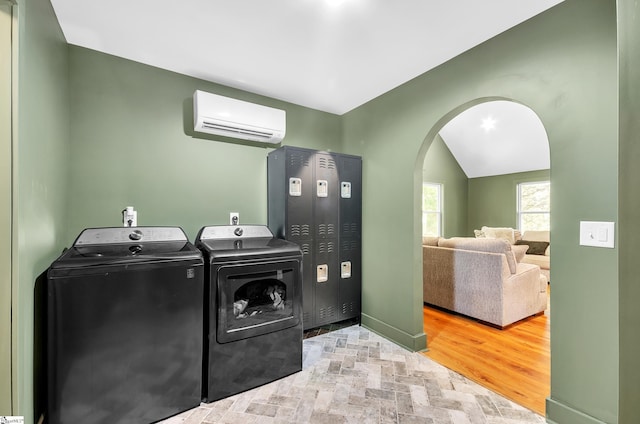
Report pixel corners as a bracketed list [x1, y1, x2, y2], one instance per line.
[74, 227, 188, 245]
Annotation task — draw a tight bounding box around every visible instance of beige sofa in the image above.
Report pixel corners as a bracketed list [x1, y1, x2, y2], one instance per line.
[423, 237, 547, 328]
[518, 230, 550, 281]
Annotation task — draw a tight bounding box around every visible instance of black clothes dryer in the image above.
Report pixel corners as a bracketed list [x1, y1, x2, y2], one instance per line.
[195, 225, 303, 403]
[45, 227, 204, 424]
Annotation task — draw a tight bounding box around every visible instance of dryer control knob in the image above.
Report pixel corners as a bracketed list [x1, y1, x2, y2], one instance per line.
[234, 227, 243, 237]
[129, 230, 143, 241]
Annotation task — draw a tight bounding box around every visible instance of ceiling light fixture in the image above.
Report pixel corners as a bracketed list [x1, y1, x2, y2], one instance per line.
[481, 116, 497, 132]
[325, 0, 346, 8]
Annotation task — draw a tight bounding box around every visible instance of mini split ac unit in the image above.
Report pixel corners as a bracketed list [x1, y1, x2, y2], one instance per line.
[193, 90, 286, 144]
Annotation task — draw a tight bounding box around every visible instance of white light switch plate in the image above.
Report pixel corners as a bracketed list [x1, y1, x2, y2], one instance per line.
[579, 221, 615, 248]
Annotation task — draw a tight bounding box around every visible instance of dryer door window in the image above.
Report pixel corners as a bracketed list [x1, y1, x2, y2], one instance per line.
[216, 260, 300, 343]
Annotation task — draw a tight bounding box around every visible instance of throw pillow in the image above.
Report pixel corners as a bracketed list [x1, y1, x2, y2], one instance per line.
[481, 226, 516, 244]
[474, 229, 485, 238]
[514, 229, 522, 241]
[515, 240, 550, 255]
[422, 236, 440, 246]
[511, 244, 529, 263]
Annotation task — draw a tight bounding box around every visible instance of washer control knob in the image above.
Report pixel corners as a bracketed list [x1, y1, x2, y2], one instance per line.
[129, 230, 143, 241]
[234, 227, 243, 237]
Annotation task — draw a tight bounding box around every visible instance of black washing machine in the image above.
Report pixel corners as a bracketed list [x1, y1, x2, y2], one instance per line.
[45, 227, 204, 424]
[195, 225, 303, 402]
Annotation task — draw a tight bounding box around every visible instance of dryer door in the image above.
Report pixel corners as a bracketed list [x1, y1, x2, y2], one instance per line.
[216, 259, 301, 343]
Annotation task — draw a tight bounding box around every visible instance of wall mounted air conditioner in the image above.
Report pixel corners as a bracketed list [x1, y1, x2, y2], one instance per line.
[193, 90, 286, 144]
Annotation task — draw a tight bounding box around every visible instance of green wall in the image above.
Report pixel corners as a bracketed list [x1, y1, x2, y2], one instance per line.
[342, 1, 619, 423]
[618, 0, 640, 421]
[13, 0, 70, 421]
[468, 169, 550, 232]
[422, 134, 468, 238]
[66, 47, 342, 242]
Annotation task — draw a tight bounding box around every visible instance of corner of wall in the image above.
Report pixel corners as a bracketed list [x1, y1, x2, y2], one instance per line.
[361, 313, 427, 352]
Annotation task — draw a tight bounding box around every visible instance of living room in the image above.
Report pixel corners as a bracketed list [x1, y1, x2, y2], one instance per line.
[420, 100, 551, 414]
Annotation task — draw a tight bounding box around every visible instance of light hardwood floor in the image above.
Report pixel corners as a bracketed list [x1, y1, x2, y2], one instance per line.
[421, 289, 550, 416]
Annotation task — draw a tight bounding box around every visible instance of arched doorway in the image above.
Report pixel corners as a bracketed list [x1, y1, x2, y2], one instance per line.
[417, 98, 551, 415]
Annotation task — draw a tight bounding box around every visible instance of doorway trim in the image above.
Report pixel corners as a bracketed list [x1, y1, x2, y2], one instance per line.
[0, 0, 17, 415]
[415, 95, 551, 411]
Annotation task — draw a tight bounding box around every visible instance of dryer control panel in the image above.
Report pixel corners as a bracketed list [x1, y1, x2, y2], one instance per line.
[199, 225, 274, 240]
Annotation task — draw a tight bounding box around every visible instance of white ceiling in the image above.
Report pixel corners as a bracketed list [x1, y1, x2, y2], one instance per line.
[439, 101, 550, 178]
[51, 1, 557, 177]
[50, 0, 563, 115]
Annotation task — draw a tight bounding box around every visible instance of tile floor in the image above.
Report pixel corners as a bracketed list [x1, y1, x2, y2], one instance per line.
[161, 325, 545, 424]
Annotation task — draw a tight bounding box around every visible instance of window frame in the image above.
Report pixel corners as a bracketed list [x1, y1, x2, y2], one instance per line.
[422, 182, 443, 237]
[517, 180, 550, 232]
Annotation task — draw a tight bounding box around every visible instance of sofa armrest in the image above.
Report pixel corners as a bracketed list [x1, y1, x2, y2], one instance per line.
[503, 263, 547, 325]
[423, 246, 510, 324]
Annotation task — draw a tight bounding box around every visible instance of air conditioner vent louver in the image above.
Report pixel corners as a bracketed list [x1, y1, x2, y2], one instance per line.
[201, 121, 274, 140]
[193, 90, 286, 144]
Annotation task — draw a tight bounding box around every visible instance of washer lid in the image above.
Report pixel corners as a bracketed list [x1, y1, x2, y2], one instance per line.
[49, 227, 202, 270]
[50, 241, 203, 269]
[74, 227, 189, 245]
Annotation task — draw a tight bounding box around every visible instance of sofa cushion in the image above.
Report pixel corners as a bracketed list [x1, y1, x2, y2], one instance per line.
[522, 253, 550, 270]
[437, 237, 517, 274]
[515, 240, 549, 255]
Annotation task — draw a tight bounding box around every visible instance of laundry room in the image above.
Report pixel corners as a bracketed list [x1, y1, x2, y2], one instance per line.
[34, 46, 348, 424]
[9, 1, 632, 424]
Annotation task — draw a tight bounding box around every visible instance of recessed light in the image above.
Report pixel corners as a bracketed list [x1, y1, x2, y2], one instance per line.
[481, 116, 497, 132]
[325, 0, 346, 8]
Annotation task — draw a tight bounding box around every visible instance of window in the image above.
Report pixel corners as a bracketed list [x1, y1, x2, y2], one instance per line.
[517, 181, 550, 232]
[422, 183, 442, 237]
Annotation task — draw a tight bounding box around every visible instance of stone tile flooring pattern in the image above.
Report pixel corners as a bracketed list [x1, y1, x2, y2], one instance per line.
[161, 325, 545, 424]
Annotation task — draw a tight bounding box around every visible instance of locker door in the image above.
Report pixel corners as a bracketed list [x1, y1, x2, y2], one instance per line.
[339, 238, 361, 320]
[313, 238, 340, 326]
[313, 153, 339, 239]
[299, 240, 315, 329]
[338, 155, 362, 239]
[285, 148, 314, 242]
[338, 155, 362, 320]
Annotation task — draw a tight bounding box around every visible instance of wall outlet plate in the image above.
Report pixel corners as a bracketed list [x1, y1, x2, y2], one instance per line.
[579, 221, 615, 248]
[229, 212, 239, 225]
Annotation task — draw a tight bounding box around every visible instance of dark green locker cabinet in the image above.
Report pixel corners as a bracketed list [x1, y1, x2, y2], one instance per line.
[267, 146, 362, 330]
